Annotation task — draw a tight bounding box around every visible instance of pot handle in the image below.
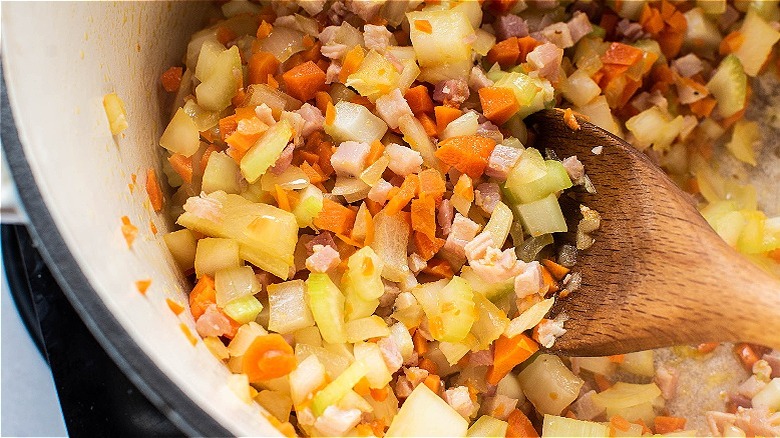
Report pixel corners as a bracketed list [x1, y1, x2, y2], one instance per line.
[1, 148, 27, 224]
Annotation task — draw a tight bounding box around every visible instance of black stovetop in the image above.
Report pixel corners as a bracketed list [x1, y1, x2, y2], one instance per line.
[2, 224, 184, 437]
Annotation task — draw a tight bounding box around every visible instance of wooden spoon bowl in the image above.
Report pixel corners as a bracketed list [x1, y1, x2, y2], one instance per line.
[525, 109, 780, 356]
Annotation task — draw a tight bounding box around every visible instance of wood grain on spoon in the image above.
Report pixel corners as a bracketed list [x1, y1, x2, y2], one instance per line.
[526, 109, 780, 357]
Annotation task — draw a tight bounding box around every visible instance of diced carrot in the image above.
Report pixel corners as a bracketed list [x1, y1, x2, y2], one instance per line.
[366, 140, 386, 165]
[423, 374, 441, 393]
[486, 37, 520, 69]
[370, 386, 390, 402]
[385, 174, 420, 215]
[339, 45, 366, 83]
[355, 377, 371, 396]
[666, 10, 687, 32]
[189, 275, 216, 320]
[719, 31, 745, 56]
[350, 94, 375, 111]
[256, 20, 273, 39]
[541, 259, 570, 281]
[335, 233, 364, 249]
[216, 26, 236, 45]
[435, 135, 497, 179]
[282, 60, 326, 102]
[313, 198, 357, 235]
[506, 409, 539, 438]
[418, 168, 446, 203]
[697, 342, 719, 354]
[315, 91, 332, 114]
[180, 323, 198, 346]
[242, 334, 297, 383]
[274, 185, 292, 212]
[413, 231, 445, 261]
[166, 298, 185, 316]
[317, 141, 336, 176]
[411, 196, 437, 240]
[633, 419, 653, 435]
[689, 96, 717, 118]
[517, 36, 542, 64]
[657, 29, 685, 59]
[602, 42, 644, 66]
[267, 74, 279, 89]
[418, 357, 439, 375]
[478, 87, 519, 125]
[417, 113, 438, 137]
[639, 4, 664, 34]
[248, 52, 280, 85]
[654, 416, 687, 434]
[145, 168, 164, 212]
[404, 85, 435, 115]
[768, 248, 780, 262]
[453, 174, 473, 203]
[734, 343, 760, 370]
[121, 216, 138, 248]
[608, 354, 625, 364]
[160, 66, 183, 92]
[413, 329, 428, 354]
[150, 221, 158, 235]
[610, 415, 632, 433]
[594, 373, 612, 391]
[422, 258, 453, 278]
[434, 106, 463, 136]
[135, 279, 151, 295]
[219, 115, 239, 140]
[225, 131, 262, 158]
[487, 334, 539, 385]
[300, 161, 326, 184]
[414, 19, 433, 34]
[365, 199, 383, 216]
[540, 265, 559, 294]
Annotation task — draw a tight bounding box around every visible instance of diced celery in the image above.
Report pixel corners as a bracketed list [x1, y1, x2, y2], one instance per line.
[305, 273, 347, 344]
[292, 185, 323, 228]
[398, 114, 440, 171]
[325, 101, 388, 144]
[440, 334, 478, 365]
[214, 266, 260, 306]
[385, 384, 469, 437]
[727, 120, 760, 166]
[311, 360, 368, 416]
[625, 107, 684, 151]
[160, 108, 200, 157]
[734, 9, 780, 76]
[516, 194, 568, 237]
[518, 354, 584, 415]
[493, 72, 555, 120]
[389, 321, 415, 362]
[414, 277, 477, 343]
[707, 55, 747, 118]
[345, 316, 390, 343]
[202, 151, 241, 194]
[541, 415, 608, 437]
[240, 119, 293, 183]
[506, 159, 573, 205]
[195, 45, 241, 111]
[751, 378, 780, 411]
[461, 266, 515, 301]
[194, 237, 240, 278]
[482, 201, 512, 248]
[343, 247, 385, 300]
[561, 69, 601, 107]
[504, 149, 547, 199]
[470, 293, 510, 350]
[591, 382, 662, 424]
[505, 298, 555, 338]
[222, 294, 263, 324]
[346, 50, 401, 102]
[268, 280, 315, 334]
[354, 341, 392, 388]
[619, 350, 655, 377]
[468, 415, 509, 438]
[406, 9, 474, 76]
[371, 211, 411, 282]
[164, 228, 197, 271]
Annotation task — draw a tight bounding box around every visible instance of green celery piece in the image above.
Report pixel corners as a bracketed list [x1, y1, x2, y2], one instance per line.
[706, 54, 747, 118]
[292, 185, 323, 228]
[467, 415, 509, 438]
[516, 194, 568, 237]
[222, 295, 263, 324]
[305, 273, 347, 344]
[433, 276, 477, 343]
[460, 266, 514, 301]
[493, 72, 555, 119]
[506, 159, 573, 205]
[310, 360, 368, 416]
[240, 119, 293, 183]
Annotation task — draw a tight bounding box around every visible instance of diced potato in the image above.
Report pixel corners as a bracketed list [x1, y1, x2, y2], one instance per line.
[102, 92, 128, 135]
[292, 185, 323, 228]
[293, 326, 322, 347]
[496, 373, 525, 401]
[289, 355, 327, 406]
[385, 384, 468, 437]
[483, 202, 513, 249]
[241, 84, 302, 119]
[227, 321, 268, 356]
[214, 265, 260, 306]
[324, 101, 388, 144]
[440, 335, 478, 365]
[256, 390, 293, 422]
[625, 107, 684, 151]
[726, 120, 760, 166]
[345, 316, 390, 343]
[195, 45, 241, 111]
[346, 50, 401, 102]
[751, 378, 780, 411]
[194, 39, 225, 81]
[194, 238, 240, 278]
[371, 211, 411, 282]
[398, 114, 440, 171]
[354, 341, 392, 388]
[295, 343, 351, 380]
[389, 321, 415, 362]
[562, 69, 601, 107]
[734, 9, 780, 76]
[222, 294, 263, 324]
[407, 9, 474, 80]
[572, 357, 615, 376]
[227, 373, 252, 403]
[163, 228, 197, 271]
[240, 119, 293, 183]
[202, 152, 241, 194]
[268, 280, 316, 334]
[160, 108, 200, 157]
[575, 95, 622, 137]
[518, 354, 584, 415]
[413, 276, 477, 343]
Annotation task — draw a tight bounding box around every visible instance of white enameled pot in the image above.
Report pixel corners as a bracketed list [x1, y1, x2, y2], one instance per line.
[2, 2, 280, 435]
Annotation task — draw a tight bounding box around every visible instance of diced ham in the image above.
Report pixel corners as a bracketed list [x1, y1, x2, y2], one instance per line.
[494, 14, 529, 40]
[541, 22, 574, 49]
[763, 351, 780, 378]
[477, 121, 504, 144]
[737, 375, 767, 399]
[347, 0, 384, 22]
[562, 156, 584, 181]
[321, 43, 349, 60]
[270, 143, 295, 175]
[475, 183, 501, 214]
[306, 244, 341, 273]
[486, 145, 523, 180]
[480, 394, 517, 421]
[255, 104, 276, 126]
[441, 213, 481, 268]
[531, 0, 558, 9]
[408, 253, 427, 274]
[295, 103, 325, 137]
[363, 24, 393, 52]
[327, 0, 348, 23]
[368, 179, 393, 204]
[672, 53, 704, 78]
[306, 232, 338, 254]
[314, 406, 362, 437]
[195, 305, 232, 338]
[183, 194, 224, 222]
[514, 261, 545, 298]
[376, 89, 414, 129]
[378, 337, 404, 373]
[469, 66, 494, 91]
[464, 231, 495, 263]
[730, 393, 753, 409]
[654, 364, 679, 400]
[718, 5, 740, 32]
[379, 280, 402, 308]
[385, 144, 423, 176]
[571, 390, 605, 421]
[438, 199, 455, 236]
[444, 386, 480, 419]
[535, 318, 566, 348]
[615, 18, 647, 43]
[404, 367, 429, 387]
[281, 111, 306, 147]
[735, 409, 780, 437]
[526, 42, 563, 82]
[433, 79, 470, 106]
[648, 89, 669, 111]
[567, 11, 593, 44]
[298, 0, 326, 16]
[466, 235, 524, 283]
[469, 349, 494, 367]
[325, 62, 342, 84]
[331, 141, 370, 176]
[395, 375, 414, 399]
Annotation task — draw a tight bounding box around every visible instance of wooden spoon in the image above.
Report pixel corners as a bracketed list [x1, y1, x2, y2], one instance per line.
[525, 109, 780, 356]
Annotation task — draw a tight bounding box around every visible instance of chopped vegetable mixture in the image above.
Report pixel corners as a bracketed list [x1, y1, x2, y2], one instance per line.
[151, 0, 780, 436]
